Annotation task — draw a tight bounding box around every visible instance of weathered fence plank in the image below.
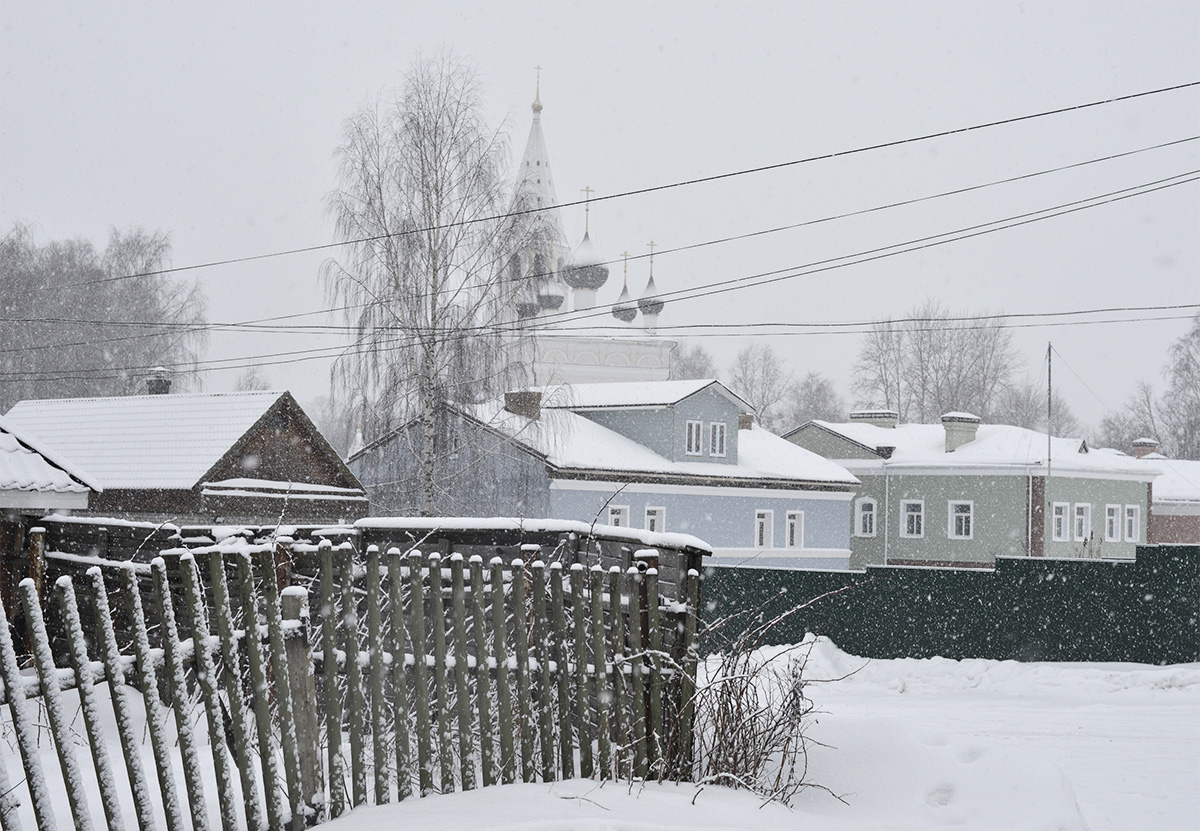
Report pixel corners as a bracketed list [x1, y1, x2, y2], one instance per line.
[339, 546, 366, 809]
[570, 564, 593, 779]
[364, 545, 389, 805]
[489, 558, 516, 785]
[469, 556, 494, 787]
[428, 554, 455, 794]
[407, 551, 433, 797]
[589, 565, 611, 780]
[510, 559, 535, 783]
[318, 542, 346, 820]
[646, 567, 664, 768]
[386, 550, 412, 801]
[450, 555, 475, 791]
[549, 562, 574, 780]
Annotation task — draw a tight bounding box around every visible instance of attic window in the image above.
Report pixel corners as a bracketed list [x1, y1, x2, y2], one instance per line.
[685, 420, 703, 456]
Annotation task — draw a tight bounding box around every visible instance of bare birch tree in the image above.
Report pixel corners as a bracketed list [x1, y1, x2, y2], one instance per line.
[852, 299, 1020, 423]
[726, 342, 795, 432]
[323, 53, 531, 514]
[0, 223, 206, 411]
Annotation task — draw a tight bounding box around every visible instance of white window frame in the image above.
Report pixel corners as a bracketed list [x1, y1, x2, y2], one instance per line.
[685, 420, 703, 456]
[1051, 502, 1069, 542]
[608, 505, 629, 528]
[1105, 505, 1121, 543]
[1124, 505, 1141, 543]
[948, 500, 973, 540]
[644, 506, 665, 534]
[900, 500, 924, 539]
[786, 511, 804, 548]
[855, 497, 877, 538]
[1073, 503, 1092, 542]
[709, 422, 728, 457]
[754, 509, 773, 549]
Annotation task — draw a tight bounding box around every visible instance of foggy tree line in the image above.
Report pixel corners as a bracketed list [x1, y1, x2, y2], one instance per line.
[0, 224, 207, 413]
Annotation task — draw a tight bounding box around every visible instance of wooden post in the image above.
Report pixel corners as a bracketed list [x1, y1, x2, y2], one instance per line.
[339, 546, 367, 807]
[645, 567, 664, 769]
[606, 566, 628, 779]
[470, 556, 495, 787]
[319, 541, 346, 818]
[387, 549, 412, 800]
[589, 566, 611, 779]
[511, 559, 535, 782]
[530, 561, 555, 781]
[27, 526, 45, 604]
[450, 554, 476, 790]
[490, 558, 515, 785]
[549, 562, 574, 780]
[282, 586, 323, 810]
[570, 564, 593, 778]
[407, 550, 433, 797]
[627, 567, 647, 779]
[679, 568, 701, 779]
[428, 553, 455, 793]
[365, 545, 389, 804]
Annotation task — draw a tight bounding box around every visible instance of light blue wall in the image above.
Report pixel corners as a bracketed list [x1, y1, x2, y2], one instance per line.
[549, 484, 851, 551]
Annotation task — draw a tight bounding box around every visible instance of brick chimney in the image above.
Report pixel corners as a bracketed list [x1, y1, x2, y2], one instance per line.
[738, 413, 755, 430]
[941, 412, 980, 452]
[146, 367, 172, 395]
[504, 390, 542, 420]
[1131, 437, 1160, 458]
[849, 409, 898, 429]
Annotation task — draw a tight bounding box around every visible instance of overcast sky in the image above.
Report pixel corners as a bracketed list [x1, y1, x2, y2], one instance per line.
[2, 2, 1197, 430]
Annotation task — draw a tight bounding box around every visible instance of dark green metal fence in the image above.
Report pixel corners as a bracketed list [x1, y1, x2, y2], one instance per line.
[702, 545, 1199, 664]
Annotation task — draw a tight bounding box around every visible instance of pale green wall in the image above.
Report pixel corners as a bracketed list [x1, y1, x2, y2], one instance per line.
[789, 425, 880, 461]
[1042, 476, 1147, 559]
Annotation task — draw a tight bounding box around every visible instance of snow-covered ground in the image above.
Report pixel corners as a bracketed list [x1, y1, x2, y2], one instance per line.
[4, 638, 1197, 830]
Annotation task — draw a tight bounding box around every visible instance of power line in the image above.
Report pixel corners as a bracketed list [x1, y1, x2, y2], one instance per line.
[37, 81, 1200, 292]
[5, 135, 1195, 359]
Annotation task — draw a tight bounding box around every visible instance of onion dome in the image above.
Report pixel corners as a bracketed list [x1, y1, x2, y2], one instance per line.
[564, 231, 610, 290]
[611, 282, 638, 323]
[515, 285, 541, 319]
[638, 275, 665, 316]
[538, 280, 565, 310]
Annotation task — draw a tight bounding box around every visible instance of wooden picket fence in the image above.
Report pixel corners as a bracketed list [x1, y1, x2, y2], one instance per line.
[0, 535, 702, 830]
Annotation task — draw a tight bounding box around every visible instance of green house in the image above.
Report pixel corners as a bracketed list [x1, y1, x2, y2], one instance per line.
[785, 410, 1157, 569]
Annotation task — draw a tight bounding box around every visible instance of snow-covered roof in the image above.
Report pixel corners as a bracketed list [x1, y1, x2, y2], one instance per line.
[468, 399, 858, 489]
[4, 390, 288, 490]
[0, 414, 97, 496]
[537, 379, 751, 411]
[804, 420, 1156, 479]
[1139, 457, 1200, 504]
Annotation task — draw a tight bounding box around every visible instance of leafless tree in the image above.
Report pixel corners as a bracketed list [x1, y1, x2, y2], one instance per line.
[726, 342, 794, 432]
[852, 299, 1020, 423]
[992, 378, 1081, 436]
[779, 372, 845, 431]
[234, 364, 271, 392]
[1099, 314, 1200, 458]
[0, 223, 207, 411]
[669, 341, 718, 380]
[322, 52, 533, 514]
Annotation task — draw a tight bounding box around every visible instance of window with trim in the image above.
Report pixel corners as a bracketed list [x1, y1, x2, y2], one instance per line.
[785, 511, 804, 548]
[1124, 505, 1140, 542]
[1105, 505, 1121, 542]
[900, 500, 924, 538]
[1052, 503, 1069, 541]
[709, 422, 728, 457]
[685, 420, 703, 455]
[645, 506, 664, 533]
[608, 505, 629, 528]
[855, 498, 877, 537]
[948, 501, 973, 540]
[1073, 503, 1092, 542]
[754, 510, 773, 548]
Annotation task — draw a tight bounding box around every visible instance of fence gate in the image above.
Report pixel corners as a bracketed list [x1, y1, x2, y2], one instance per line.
[0, 535, 701, 830]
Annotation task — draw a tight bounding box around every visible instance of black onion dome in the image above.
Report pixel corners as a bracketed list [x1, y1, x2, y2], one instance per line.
[538, 280, 565, 310]
[637, 275, 665, 316]
[564, 231, 610, 290]
[611, 283, 638, 323]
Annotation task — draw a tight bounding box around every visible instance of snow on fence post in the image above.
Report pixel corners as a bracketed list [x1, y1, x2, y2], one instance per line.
[151, 558, 210, 831]
[20, 578, 95, 831]
[206, 550, 264, 831]
[510, 559, 536, 784]
[407, 550, 433, 797]
[364, 545, 389, 805]
[318, 541, 346, 818]
[469, 555, 495, 787]
[489, 557, 516, 786]
[386, 549, 413, 801]
[450, 554, 476, 791]
[570, 564, 593, 779]
[27, 526, 45, 606]
[56, 576, 126, 831]
[0, 575, 56, 830]
[236, 551, 286, 831]
[645, 566, 664, 769]
[530, 560, 556, 782]
[549, 562, 574, 780]
[427, 553, 455, 794]
[121, 565, 187, 831]
[256, 544, 306, 831]
[281, 586, 323, 810]
[589, 565, 611, 780]
[627, 567, 648, 779]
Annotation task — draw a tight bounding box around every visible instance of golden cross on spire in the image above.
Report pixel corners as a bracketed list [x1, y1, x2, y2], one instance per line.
[647, 240, 656, 277]
[622, 251, 630, 285]
[533, 65, 544, 112]
[581, 186, 594, 233]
